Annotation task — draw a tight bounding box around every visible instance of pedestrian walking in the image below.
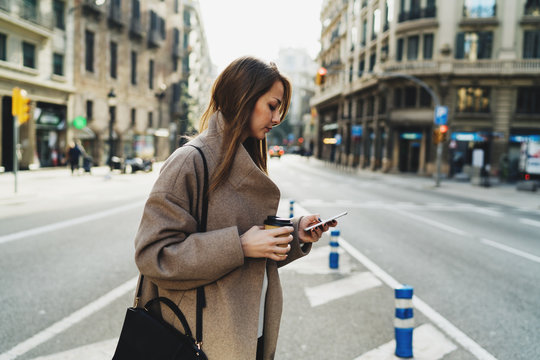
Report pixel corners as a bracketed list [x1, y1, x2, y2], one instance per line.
[67, 141, 82, 175]
[132, 56, 337, 360]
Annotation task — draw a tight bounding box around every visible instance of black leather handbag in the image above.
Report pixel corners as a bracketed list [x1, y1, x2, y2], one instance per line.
[113, 145, 210, 360]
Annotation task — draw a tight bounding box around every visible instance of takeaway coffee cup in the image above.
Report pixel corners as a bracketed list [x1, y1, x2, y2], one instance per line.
[263, 216, 293, 255]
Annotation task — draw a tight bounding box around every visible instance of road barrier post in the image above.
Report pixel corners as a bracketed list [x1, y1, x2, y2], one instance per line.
[394, 285, 414, 358]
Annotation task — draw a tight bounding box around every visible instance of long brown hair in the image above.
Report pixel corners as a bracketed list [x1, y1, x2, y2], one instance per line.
[199, 56, 291, 193]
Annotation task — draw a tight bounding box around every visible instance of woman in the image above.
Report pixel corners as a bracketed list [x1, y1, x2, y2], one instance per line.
[134, 56, 336, 360]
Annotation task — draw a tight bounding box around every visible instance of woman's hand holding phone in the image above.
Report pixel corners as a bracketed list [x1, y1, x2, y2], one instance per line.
[299, 214, 341, 243]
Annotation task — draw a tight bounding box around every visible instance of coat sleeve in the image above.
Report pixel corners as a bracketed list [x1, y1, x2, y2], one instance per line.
[134, 148, 245, 291]
[277, 216, 311, 268]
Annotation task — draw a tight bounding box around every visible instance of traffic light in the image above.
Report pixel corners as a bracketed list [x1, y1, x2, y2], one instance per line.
[432, 127, 441, 144]
[439, 124, 448, 142]
[315, 67, 327, 85]
[12, 87, 21, 116]
[18, 89, 31, 124]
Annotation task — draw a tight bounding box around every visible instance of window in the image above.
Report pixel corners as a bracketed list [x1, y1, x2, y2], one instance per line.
[394, 88, 403, 108]
[349, 65, 353, 83]
[463, 0, 496, 18]
[369, 53, 376, 72]
[517, 87, 540, 114]
[110, 41, 117, 78]
[357, 98, 364, 118]
[22, 41, 36, 68]
[149, 59, 154, 89]
[131, 108, 136, 126]
[359, 58, 365, 77]
[148, 111, 153, 128]
[86, 100, 93, 121]
[0, 33, 6, 61]
[456, 32, 493, 60]
[456, 87, 490, 113]
[525, 0, 540, 15]
[131, 51, 137, 85]
[407, 35, 419, 60]
[361, 19, 367, 46]
[524, 31, 540, 58]
[367, 96, 374, 116]
[85, 30, 94, 72]
[53, 53, 64, 75]
[423, 33, 434, 59]
[404, 86, 416, 107]
[372, 9, 381, 40]
[53, 0, 65, 29]
[397, 38, 404, 61]
[420, 87, 431, 107]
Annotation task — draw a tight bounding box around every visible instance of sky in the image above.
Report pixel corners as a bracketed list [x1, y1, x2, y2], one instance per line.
[197, 0, 324, 73]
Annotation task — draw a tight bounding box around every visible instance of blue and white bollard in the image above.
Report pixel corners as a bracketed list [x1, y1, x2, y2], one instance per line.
[329, 230, 340, 269]
[394, 285, 414, 358]
[289, 200, 294, 218]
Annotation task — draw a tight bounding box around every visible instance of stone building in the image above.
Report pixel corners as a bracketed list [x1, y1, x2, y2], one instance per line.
[311, 0, 540, 181]
[0, 0, 212, 171]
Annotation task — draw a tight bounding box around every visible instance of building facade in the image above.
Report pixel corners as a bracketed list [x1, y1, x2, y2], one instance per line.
[0, 0, 212, 171]
[276, 47, 318, 151]
[312, 0, 540, 181]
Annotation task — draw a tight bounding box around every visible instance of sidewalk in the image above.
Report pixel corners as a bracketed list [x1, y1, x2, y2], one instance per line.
[299, 156, 540, 212]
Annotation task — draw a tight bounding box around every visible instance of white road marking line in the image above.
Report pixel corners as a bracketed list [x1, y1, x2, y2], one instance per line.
[280, 245, 353, 275]
[354, 323, 457, 360]
[291, 201, 497, 360]
[0, 277, 138, 360]
[339, 239, 497, 360]
[392, 209, 468, 236]
[0, 201, 144, 245]
[29, 339, 117, 360]
[304, 272, 382, 307]
[481, 238, 540, 264]
[519, 217, 540, 228]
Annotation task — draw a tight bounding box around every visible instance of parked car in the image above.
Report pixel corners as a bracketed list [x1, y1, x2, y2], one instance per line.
[268, 145, 285, 158]
[123, 157, 154, 174]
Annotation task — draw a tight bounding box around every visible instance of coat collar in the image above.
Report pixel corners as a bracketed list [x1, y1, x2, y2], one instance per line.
[194, 112, 280, 196]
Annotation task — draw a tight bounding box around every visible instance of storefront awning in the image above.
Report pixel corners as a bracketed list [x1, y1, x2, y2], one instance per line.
[73, 127, 96, 140]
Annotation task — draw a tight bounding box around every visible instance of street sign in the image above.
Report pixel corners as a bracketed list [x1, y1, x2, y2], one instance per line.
[434, 106, 448, 125]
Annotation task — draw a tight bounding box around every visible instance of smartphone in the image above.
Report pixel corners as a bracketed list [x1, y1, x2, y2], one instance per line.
[303, 211, 348, 232]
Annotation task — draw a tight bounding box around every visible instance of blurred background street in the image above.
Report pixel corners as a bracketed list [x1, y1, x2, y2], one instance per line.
[2, 0, 540, 359]
[1, 156, 539, 359]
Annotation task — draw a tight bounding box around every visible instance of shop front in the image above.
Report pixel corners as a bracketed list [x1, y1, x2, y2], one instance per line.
[35, 102, 67, 168]
[398, 131, 423, 173]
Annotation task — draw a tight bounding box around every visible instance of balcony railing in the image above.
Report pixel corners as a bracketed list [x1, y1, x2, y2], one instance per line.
[398, 7, 437, 23]
[108, 5, 124, 28]
[129, 18, 144, 38]
[382, 59, 540, 76]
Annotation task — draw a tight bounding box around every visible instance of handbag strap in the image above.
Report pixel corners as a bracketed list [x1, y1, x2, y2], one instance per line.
[134, 144, 209, 348]
[187, 145, 208, 348]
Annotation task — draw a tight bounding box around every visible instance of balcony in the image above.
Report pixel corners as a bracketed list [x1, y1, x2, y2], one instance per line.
[82, 0, 104, 17]
[108, 5, 124, 29]
[147, 30, 163, 48]
[129, 18, 144, 39]
[398, 7, 437, 23]
[382, 59, 540, 77]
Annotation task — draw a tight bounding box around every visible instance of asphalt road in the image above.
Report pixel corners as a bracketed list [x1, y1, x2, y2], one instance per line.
[269, 156, 540, 360]
[0, 158, 539, 359]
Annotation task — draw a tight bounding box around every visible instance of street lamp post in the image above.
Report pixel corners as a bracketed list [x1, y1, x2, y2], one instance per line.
[107, 89, 116, 167]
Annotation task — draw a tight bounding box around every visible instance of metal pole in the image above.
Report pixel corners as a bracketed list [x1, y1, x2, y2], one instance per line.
[108, 106, 114, 167]
[13, 116, 18, 193]
[435, 142, 442, 187]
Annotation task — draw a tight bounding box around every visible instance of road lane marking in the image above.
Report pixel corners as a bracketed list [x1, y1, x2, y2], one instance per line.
[392, 209, 468, 237]
[0, 201, 144, 245]
[305, 272, 382, 307]
[481, 238, 540, 264]
[354, 323, 457, 360]
[0, 276, 138, 360]
[29, 339, 117, 360]
[291, 201, 497, 360]
[519, 217, 540, 228]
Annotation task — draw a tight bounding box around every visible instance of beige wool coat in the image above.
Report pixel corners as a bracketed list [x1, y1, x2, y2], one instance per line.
[134, 112, 312, 360]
